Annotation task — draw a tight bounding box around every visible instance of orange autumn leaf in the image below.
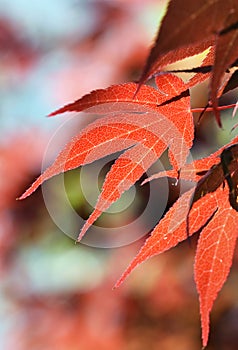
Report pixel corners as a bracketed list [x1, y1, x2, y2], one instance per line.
[20, 75, 193, 242]
[49, 73, 191, 117]
[194, 187, 238, 346]
[77, 75, 193, 240]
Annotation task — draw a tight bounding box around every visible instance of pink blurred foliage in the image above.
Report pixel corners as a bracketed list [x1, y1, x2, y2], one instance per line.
[0, 132, 46, 209]
[0, 17, 38, 77]
[0, 132, 46, 271]
[9, 286, 125, 350]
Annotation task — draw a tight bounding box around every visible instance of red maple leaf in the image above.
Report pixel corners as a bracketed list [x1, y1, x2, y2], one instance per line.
[138, 0, 238, 126]
[20, 74, 194, 240]
[194, 187, 238, 346]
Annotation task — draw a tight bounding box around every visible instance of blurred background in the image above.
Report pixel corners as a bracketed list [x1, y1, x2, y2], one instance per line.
[1, 0, 238, 349]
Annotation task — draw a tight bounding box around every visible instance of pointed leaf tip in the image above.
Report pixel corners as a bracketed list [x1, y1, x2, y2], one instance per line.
[18, 175, 44, 200]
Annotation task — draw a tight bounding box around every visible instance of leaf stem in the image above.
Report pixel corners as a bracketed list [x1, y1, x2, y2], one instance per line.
[191, 103, 237, 113]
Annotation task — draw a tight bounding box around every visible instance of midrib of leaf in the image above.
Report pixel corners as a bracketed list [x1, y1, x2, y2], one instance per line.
[202, 209, 231, 298]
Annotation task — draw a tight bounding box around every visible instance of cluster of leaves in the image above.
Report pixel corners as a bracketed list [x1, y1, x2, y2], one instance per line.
[20, 0, 238, 347]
